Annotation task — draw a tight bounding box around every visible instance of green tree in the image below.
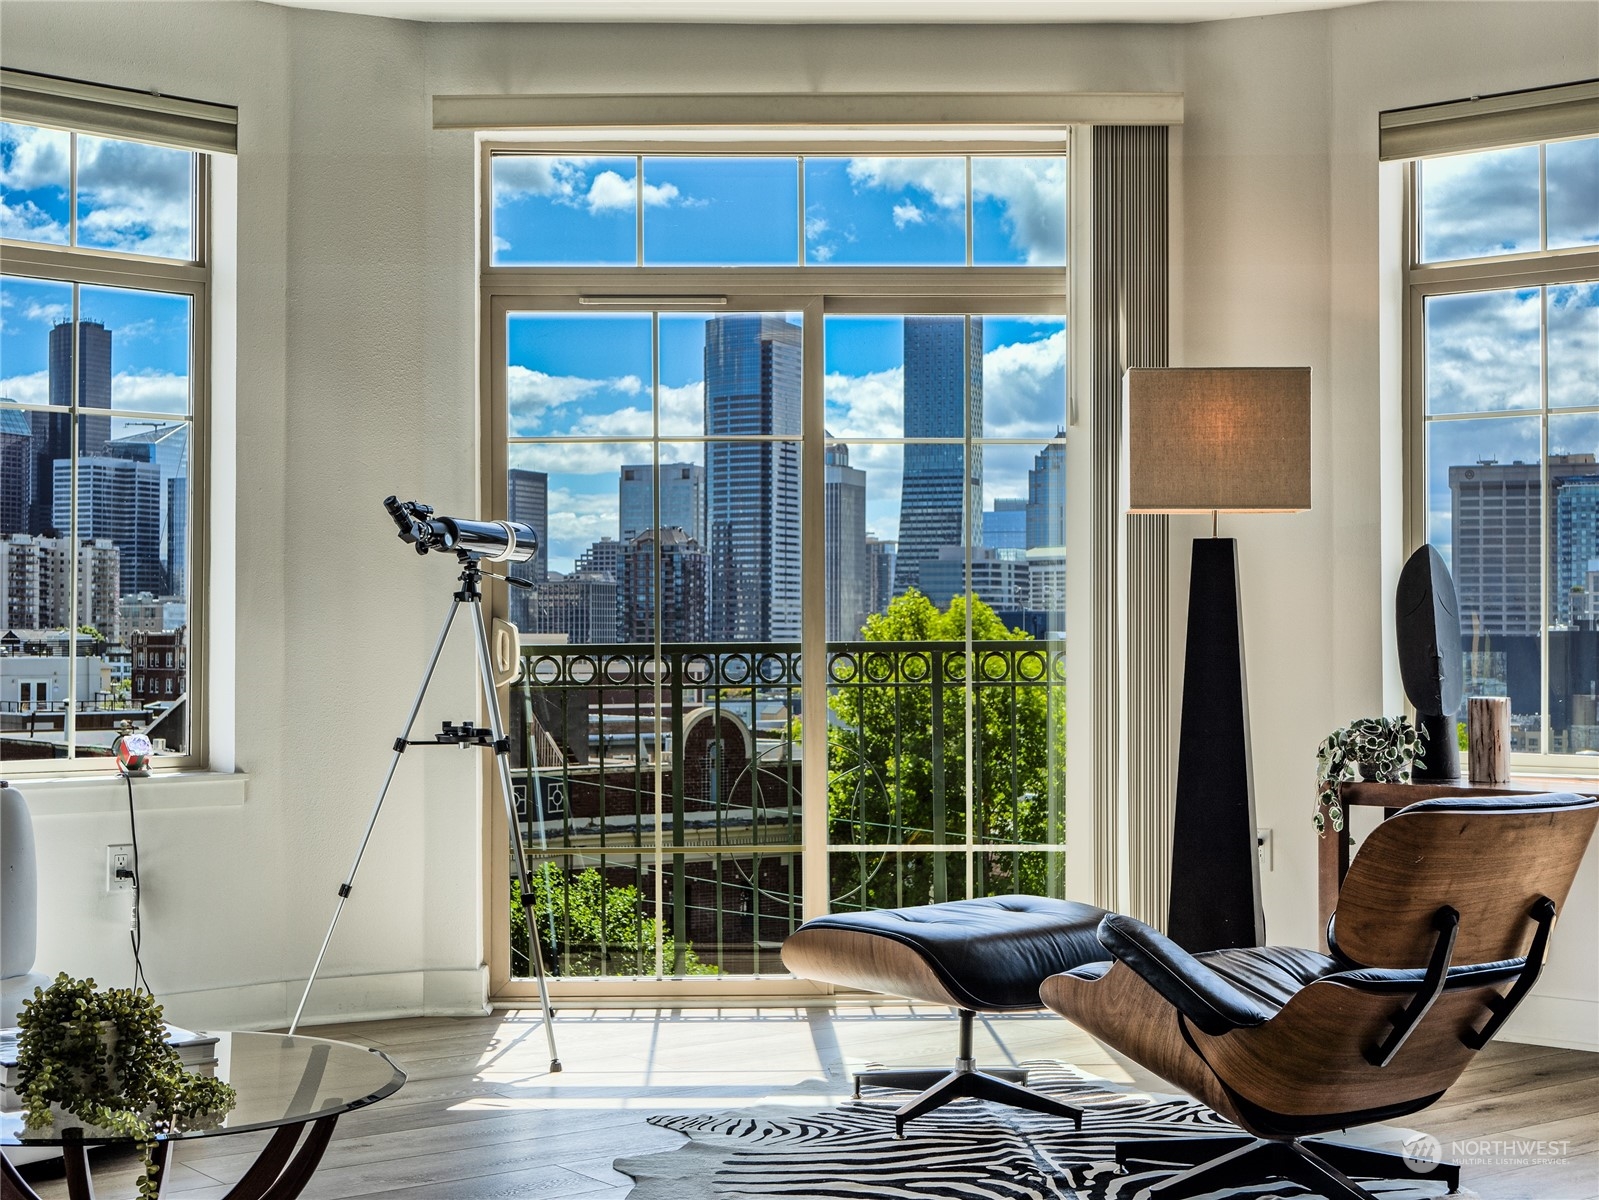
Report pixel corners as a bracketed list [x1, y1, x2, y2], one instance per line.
[826, 590, 1064, 909]
[512, 865, 717, 978]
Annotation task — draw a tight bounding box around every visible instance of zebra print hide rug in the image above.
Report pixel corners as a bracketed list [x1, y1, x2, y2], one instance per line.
[615, 1062, 1475, 1200]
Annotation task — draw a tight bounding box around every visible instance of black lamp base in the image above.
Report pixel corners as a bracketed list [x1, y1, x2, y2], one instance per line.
[1166, 537, 1265, 953]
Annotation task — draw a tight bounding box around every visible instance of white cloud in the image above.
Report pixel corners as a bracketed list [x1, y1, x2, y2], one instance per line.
[542, 484, 624, 572]
[825, 366, 905, 439]
[0, 370, 48, 406]
[1420, 148, 1540, 261]
[972, 158, 1067, 265]
[1549, 282, 1598, 410]
[0, 369, 188, 415]
[21, 298, 68, 325]
[1425, 289, 1541, 414]
[892, 202, 925, 229]
[847, 158, 964, 211]
[584, 170, 682, 214]
[585, 170, 637, 213]
[507, 366, 659, 437]
[73, 135, 194, 258]
[112, 370, 189, 415]
[981, 329, 1068, 437]
[642, 181, 681, 208]
[1, 198, 67, 245]
[492, 156, 592, 204]
[0, 123, 68, 191]
[658, 380, 705, 435]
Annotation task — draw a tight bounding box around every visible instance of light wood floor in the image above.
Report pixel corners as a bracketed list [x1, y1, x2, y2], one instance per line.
[15, 1004, 1598, 1199]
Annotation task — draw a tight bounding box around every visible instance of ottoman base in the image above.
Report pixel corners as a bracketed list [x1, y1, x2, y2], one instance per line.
[854, 1008, 1084, 1137]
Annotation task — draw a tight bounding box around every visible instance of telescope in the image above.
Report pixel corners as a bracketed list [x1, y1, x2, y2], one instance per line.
[383, 496, 538, 564]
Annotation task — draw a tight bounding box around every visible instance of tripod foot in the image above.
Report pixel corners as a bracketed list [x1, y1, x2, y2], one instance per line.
[550, 1059, 563, 1073]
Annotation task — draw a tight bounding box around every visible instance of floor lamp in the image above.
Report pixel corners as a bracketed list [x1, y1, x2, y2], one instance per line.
[1124, 367, 1311, 952]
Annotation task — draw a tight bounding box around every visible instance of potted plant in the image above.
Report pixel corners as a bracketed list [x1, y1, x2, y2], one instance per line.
[1314, 715, 1425, 836]
[15, 973, 237, 1199]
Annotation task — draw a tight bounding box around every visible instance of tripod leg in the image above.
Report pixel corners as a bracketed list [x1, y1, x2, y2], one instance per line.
[471, 602, 562, 1073]
[290, 596, 464, 1035]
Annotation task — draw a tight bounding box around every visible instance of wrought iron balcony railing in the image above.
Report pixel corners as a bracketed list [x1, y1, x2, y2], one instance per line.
[507, 637, 1066, 979]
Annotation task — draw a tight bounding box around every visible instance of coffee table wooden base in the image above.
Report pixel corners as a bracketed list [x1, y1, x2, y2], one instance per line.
[1, 1117, 340, 1200]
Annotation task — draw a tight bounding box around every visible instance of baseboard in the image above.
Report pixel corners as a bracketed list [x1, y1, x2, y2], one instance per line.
[139, 967, 491, 1032]
[1497, 993, 1599, 1052]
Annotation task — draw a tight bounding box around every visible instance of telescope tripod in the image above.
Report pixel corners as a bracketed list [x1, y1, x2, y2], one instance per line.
[290, 554, 560, 1072]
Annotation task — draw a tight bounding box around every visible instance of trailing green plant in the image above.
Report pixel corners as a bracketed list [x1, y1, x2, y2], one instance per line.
[16, 974, 237, 1199]
[1314, 715, 1426, 837]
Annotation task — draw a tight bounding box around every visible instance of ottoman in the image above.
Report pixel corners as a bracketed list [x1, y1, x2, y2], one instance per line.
[782, 894, 1109, 1134]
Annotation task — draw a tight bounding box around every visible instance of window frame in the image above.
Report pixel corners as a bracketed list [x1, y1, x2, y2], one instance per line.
[1402, 147, 1599, 774]
[478, 135, 1078, 999]
[0, 133, 212, 773]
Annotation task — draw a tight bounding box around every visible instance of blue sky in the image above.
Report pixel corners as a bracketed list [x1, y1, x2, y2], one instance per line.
[491, 154, 1067, 267]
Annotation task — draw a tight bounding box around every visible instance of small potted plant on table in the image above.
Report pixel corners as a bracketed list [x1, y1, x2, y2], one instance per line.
[14, 973, 237, 1199]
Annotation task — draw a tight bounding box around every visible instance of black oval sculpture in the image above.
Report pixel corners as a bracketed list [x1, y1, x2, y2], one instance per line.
[1396, 544, 1464, 780]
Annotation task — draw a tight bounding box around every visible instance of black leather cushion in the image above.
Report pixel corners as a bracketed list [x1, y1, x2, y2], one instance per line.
[1399, 790, 1593, 815]
[1097, 913, 1292, 1035]
[1329, 957, 1524, 991]
[1196, 945, 1341, 1016]
[799, 895, 1109, 1012]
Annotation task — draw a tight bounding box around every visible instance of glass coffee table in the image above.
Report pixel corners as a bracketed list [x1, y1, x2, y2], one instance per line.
[1, 1031, 404, 1200]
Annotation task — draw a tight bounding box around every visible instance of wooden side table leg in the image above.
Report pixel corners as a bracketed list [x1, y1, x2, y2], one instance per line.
[1318, 823, 1351, 952]
[3, 1150, 45, 1200]
[61, 1130, 96, 1200]
[221, 1116, 339, 1200]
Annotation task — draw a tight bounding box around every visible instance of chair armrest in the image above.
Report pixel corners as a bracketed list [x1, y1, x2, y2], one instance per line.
[1095, 913, 1274, 1036]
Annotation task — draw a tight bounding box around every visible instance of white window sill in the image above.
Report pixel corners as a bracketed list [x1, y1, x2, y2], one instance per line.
[1, 771, 249, 815]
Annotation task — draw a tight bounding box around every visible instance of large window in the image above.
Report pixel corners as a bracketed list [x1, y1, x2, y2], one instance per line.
[1409, 134, 1599, 760]
[485, 148, 1070, 986]
[1, 111, 212, 767]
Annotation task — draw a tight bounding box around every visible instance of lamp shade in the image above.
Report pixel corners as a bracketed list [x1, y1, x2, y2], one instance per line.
[1124, 367, 1311, 513]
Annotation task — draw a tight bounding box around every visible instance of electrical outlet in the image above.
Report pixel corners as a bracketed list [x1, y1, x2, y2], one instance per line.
[107, 844, 136, 892]
[1256, 827, 1274, 871]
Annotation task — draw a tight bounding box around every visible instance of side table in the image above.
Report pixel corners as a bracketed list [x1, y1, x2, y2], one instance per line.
[1, 1031, 404, 1200]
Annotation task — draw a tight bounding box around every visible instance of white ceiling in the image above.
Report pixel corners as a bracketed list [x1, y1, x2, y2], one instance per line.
[264, 0, 1372, 24]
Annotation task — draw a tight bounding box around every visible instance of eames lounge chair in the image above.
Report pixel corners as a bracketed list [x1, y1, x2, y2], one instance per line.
[1040, 791, 1598, 1200]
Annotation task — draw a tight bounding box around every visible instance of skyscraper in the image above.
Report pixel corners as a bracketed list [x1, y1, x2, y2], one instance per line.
[864, 535, 897, 620]
[1026, 437, 1066, 550]
[704, 315, 802, 641]
[30, 320, 112, 534]
[825, 440, 868, 641]
[983, 498, 1027, 550]
[1449, 454, 1598, 637]
[1555, 475, 1599, 627]
[619, 527, 709, 643]
[56, 456, 162, 595]
[894, 316, 983, 595]
[0, 402, 32, 535]
[507, 467, 549, 631]
[107, 423, 188, 596]
[167, 476, 187, 597]
[619, 462, 705, 545]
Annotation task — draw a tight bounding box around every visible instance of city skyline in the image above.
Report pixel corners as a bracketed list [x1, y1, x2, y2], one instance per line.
[517, 314, 1070, 644]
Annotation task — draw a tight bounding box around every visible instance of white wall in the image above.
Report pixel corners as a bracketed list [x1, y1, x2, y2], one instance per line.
[1, 0, 1593, 1046]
